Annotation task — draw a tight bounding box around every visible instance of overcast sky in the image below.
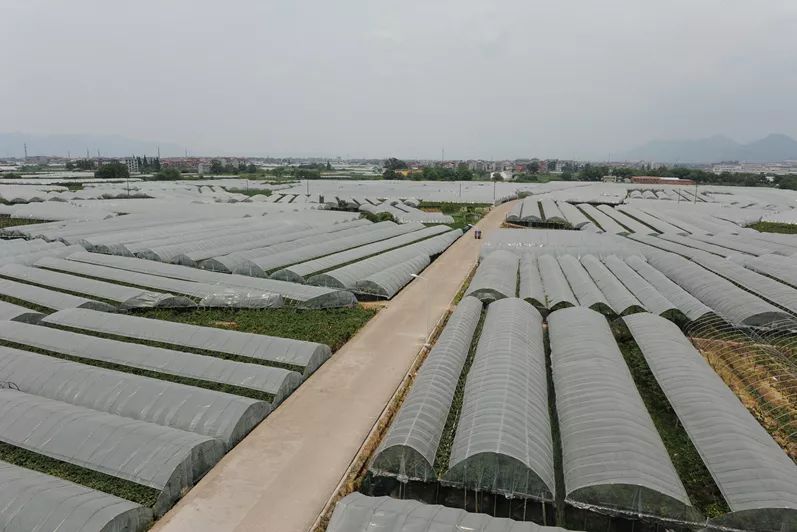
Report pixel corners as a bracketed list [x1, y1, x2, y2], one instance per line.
[2, 0, 795, 159]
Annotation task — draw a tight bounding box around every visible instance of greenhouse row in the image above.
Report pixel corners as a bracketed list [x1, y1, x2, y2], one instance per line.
[465, 250, 713, 322]
[42, 307, 331, 377]
[327, 493, 574, 532]
[367, 297, 797, 530]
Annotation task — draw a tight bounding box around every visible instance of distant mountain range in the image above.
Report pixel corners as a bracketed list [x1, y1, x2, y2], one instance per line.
[0, 132, 185, 158]
[620, 133, 797, 164]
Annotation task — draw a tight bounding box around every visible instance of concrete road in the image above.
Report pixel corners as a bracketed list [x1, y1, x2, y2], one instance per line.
[152, 201, 514, 532]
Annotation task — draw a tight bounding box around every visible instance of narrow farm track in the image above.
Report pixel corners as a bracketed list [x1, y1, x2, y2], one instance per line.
[152, 201, 516, 532]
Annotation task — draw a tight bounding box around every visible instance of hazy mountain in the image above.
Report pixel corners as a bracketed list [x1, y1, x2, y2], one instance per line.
[621, 133, 797, 163]
[0, 132, 185, 158]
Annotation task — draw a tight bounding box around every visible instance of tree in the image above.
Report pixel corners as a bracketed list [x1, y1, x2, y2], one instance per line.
[245, 163, 258, 173]
[384, 157, 408, 171]
[75, 159, 95, 170]
[94, 161, 129, 179]
[611, 167, 634, 179]
[210, 159, 224, 175]
[526, 161, 541, 174]
[65, 161, 75, 170]
[579, 164, 608, 181]
[777, 175, 797, 190]
[152, 167, 181, 181]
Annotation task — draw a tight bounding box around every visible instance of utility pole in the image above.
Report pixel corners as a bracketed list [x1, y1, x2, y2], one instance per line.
[23, 143, 28, 161]
[693, 181, 698, 204]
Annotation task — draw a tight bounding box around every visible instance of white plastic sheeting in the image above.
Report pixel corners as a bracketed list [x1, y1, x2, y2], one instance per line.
[272, 224, 449, 283]
[465, 250, 518, 302]
[370, 296, 482, 481]
[354, 254, 430, 299]
[35, 256, 284, 309]
[42, 307, 331, 377]
[580, 254, 644, 315]
[576, 204, 629, 235]
[556, 201, 594, 230]
[227, 221, 424, 277]
[537, 255, 576, 310]
[743, 253, 797, 288]
[444, 298, 554, 500]
[0, 321, 302, 405]
[309, 229, 462, 290]
[596, 205, 656, 235]
[0, 345, 269, 447]
[0, 460, 152, 532]
[64, 252, 357, 309]
[0, 388, 224, 516]
[539, 198, 567, 224]
[556, 255, 610, 313]
[645, 252, 792, 326]
[625, 313, 797, 531]
[327, 493, 575, 532]
[625, 256, 714, 322]
[519, 254, 545, 308]
[548, 307, 698, 521]
[200, 221, 382, 274]
[0, 263, 194, 309]
[601, 256, 678, 317]
[0, 277, 116, 312]
[0, 299, 43, 323]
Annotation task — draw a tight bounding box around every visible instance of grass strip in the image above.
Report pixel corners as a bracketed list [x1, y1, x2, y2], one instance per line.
[0, 441, 160, 506]
[48, 322, 305, 374]
[433, 308, 487, 475]
[749, 221, 797, 234]
[136, 306, 377, 352]
[0, 338, 274, 403]
[616, 335, 730, 518]
[0, 293, 53, 314]
[543, 325, 566, 524]
[0, 274, 120, 306]
[0, 218, 51, 229]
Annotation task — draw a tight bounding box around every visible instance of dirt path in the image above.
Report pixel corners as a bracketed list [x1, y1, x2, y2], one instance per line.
[152, 201, 515, 532]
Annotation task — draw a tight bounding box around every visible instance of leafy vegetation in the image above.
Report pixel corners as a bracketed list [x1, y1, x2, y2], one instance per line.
[749, 221, 797, 234]
[433, 309, 485, 475]
[94, 161, 129, 180]
[418, 202, 489, 230]
[0, 441, 160, 506]
[617, 337, 729, 517]
[136, 306, 378, 352]
[0, 217, 50, 229]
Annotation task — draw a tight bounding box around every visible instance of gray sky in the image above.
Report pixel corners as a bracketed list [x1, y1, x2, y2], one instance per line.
[2, 0, 795, 159]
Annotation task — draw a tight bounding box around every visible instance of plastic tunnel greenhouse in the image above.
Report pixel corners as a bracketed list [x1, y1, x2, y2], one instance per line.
[0, 389, 224, 517]
[443, 298, 555, 500]
[556, 255, 612, 314]
[0, 460, 153, 532]
[624, 313, 797, 532]
[519, 254, 546, 309]
[537, 255, 576, 311]
[548, 307, 700, 523]
[370, 296, 483, 482]
[0, 320, 303, 405]
[0, 345, 270, 448]
[579, 254, 644, 315]
[327, 493, 578, 532]
[465, 250, 518, 303]
[625, 256, 714, 322]
[354, 254, 430, 299]
[42, 307, 331, 377]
